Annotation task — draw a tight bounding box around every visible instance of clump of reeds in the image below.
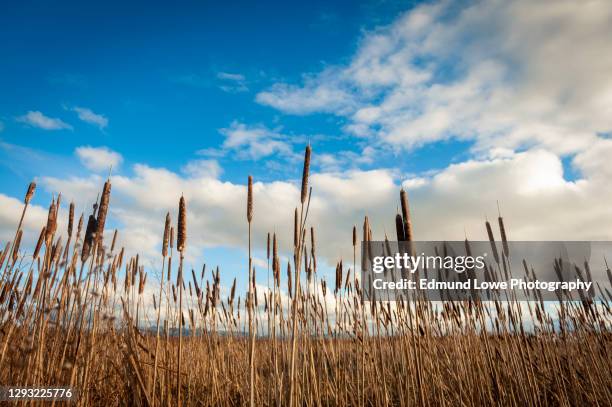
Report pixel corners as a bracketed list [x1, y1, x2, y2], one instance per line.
[0, 145, 609, 407]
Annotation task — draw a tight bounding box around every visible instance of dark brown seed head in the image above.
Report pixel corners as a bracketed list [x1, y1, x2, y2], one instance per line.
[352, 226, 357, 247]
[395, 213, 405, 242]
[247, 175, 253, 223]
[82, 213, 97, 262]
[33, 227, 46, 259]
[287, 261, 293, 298]
[485, 220, 500, 264]
[45, 198, 57, 244]
[498, 215, 509, 257]
[67, 202, 75, 237]
[310, 227, 315, 256]
[12, 230, 23, 263]
[301, 144, 311, 204]
[399, 189, 413, 241]
[177, 196, 186, 252]
[76, 213, 84, 240]
[266, 232, 270, 260]
[25, 182, 36, 205]
[96, 180, 111, 246]
[110, 229, 118, 252]
[162, 212, 171, 257]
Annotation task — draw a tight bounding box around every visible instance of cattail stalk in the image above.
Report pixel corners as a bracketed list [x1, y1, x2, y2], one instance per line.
[176, 196, 186, 407]
[152, 212, 171, 404]
[246, 175, 256, 407]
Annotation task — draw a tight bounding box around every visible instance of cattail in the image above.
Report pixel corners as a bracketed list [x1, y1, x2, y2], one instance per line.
[24, 182, 36, 204]
[169, 227, 174, 250]
[395, 213, 405, 241]
[12, 230, 23, 263]
[162, 212, 171, 257]
[65, 202, 74, 236]
[82, 213, 97, 262]
[485, 219, 500, 264]
[76, 213, 84, 240]
[96, 180, 111, 246]
[267, 233, 270, 260]
[247, 176, 253, 223]
[230, 278, 236, 304]
[45, 198, 57, 244]
[138, 271, 145, 294]
[110, 229, 118, 252]
[353, 226, 357, 247]
[399, 189, 413, 241]
[301, 144, 311, 204]
[177, 196, 186, 252]
[33, 227, 46, 259]
[287, 261, 293, 298]
[311, 227, 316, 272]
[497, 203, 509, 257]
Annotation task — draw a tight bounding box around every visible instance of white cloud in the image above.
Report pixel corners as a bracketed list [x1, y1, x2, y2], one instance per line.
[16, 111, 72, 130]
[2, 144, 612, 325]
[72, 106, 108, 130]
[75, 146, 123, 172]
[256, 0, 612, 155]
[182, 159, 223, 179]
[203, 122, 298, 160]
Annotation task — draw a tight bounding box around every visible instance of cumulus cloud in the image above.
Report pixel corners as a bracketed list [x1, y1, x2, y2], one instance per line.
[16, 111, 72, 130]
[72, 106, 108, 130]
[182, 159, 223, 179]
[199, 122, 300, 161]
[1, 147, 605, 268]
[75, 146, 123, 172]
[256, 0, 612, 155]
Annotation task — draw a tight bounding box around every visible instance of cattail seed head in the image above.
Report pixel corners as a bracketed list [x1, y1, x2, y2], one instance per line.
[399, 189, 413, 241]
[352, 226, 357, 247]
[247, 175, 253, 223]
[310, 227, 315, 256]
[162, 212, 171, 257]
[498, 215, 509, 258]
[76, 213, 84, 240]
[395, 213, 406, 242]
[67, 202, 75, 237]
[45, 198, 57, 244]
[110, 229, 118, 252]
[96, 180, 111, 246]
[301, 145, 311, 204]
[287, 261, 293, 299]
[25, 182, 36, 205]
[485, 220, 500, 264]
[33, 227, 46, 260]
[12, 230, 23, 263]
[177, 196, 186, 252]
[82, 213, 97, 262]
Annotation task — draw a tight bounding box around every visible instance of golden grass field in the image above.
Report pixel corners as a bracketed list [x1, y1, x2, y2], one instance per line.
[0, 146, 610, 406]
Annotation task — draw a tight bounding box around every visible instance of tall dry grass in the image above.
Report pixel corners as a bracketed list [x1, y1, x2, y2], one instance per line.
[0, 147, 610, 406]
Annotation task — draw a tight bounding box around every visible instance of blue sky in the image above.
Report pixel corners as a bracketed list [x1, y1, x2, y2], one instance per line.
[1, 0, 612, 302]
[0, 0, 452, 196]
